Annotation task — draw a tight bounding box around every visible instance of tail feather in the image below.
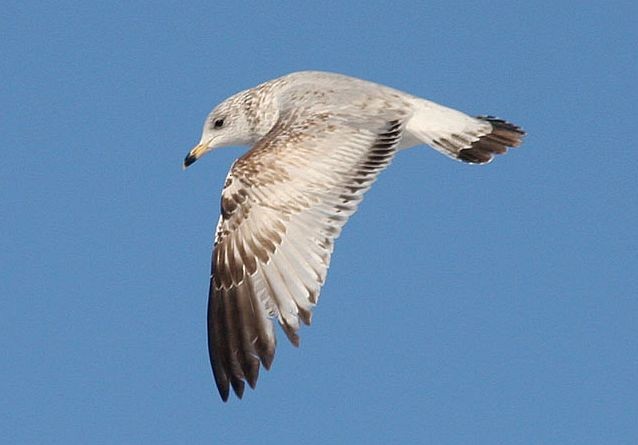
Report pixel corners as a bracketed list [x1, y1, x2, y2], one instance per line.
[405, 99, 526, 164]
[456, 116, 525, 164]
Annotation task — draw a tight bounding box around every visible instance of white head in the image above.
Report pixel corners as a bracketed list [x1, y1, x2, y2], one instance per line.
[183, 90, 265, 168]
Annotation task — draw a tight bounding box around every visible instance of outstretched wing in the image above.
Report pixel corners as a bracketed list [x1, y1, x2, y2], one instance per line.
[208, 108, 406, 401]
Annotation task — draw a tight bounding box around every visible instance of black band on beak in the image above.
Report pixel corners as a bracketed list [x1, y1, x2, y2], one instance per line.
[183, 153, 198, 168]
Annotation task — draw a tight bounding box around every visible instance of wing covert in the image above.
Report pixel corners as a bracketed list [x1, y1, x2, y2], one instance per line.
[208, 109, 406, 400]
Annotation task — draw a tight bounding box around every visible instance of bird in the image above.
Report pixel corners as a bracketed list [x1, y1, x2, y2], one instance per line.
[183, 71, 525, 401]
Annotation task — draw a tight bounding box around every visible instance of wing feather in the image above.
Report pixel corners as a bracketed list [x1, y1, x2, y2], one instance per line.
[208, 109, 407, 400]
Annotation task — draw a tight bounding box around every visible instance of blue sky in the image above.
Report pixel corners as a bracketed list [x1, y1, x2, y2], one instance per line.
[2, 1, 637, 443]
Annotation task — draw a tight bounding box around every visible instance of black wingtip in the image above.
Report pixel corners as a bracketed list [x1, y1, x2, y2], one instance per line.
[261, 351, 275, 371]
[216, 379, 230, 402]
[230, 377, 245, 399]
[243, 358, 260, 389]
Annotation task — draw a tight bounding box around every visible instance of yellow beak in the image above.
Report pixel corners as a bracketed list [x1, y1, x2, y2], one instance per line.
[183, 143, 208, 169]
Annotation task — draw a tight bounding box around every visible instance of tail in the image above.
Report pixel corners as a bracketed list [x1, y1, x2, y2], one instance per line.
[405, 100, 526, 164]
[456, 116, 526, 163]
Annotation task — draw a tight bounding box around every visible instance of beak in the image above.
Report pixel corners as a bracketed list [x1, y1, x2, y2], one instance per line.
[183, 143, 209, 169]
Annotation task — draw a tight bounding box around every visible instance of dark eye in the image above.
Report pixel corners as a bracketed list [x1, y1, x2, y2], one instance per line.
[213, 118, 225, 129]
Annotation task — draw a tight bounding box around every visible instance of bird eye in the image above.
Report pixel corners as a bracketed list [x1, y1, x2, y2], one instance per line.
[213, 118, 225, 129]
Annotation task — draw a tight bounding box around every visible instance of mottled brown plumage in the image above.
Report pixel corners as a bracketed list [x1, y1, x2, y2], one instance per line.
[184, 71, 525, 401]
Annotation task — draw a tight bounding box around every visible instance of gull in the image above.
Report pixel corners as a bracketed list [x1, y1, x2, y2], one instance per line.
[183, 71, 525, 401]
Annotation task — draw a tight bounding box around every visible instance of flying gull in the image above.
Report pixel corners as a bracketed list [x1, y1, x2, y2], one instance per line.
[183, 71, 525, 401]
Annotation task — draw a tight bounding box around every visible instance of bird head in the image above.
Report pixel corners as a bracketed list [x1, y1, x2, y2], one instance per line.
[183, 91, 259, 168]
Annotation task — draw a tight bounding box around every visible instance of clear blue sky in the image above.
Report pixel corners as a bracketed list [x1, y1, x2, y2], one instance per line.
[2, 1, 636, 443]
